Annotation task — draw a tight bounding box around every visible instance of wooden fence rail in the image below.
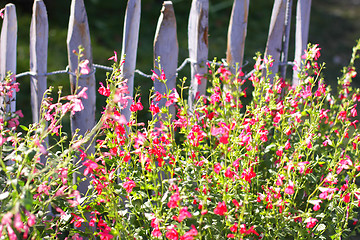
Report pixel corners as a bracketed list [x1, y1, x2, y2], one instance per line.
[0, 0, 312, 193]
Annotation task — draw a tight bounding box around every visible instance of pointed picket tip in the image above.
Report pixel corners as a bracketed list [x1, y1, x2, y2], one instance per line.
[66, 0, 96, 148]
[226, 0, 249, 72]
[154, 1, 178, 87]
[30, 0, 48, 124]
[0, 3, 17, 113]
[293, 0, 312, 86]
[188, 0, 209, 109]
[153, 1, 179, 118]
[263, 0, 287, 81]
[120, 0, 141, 123]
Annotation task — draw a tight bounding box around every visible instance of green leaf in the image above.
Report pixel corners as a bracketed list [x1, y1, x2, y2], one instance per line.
[0, 191, 9, 200]
[316, 223, 326, 232]
[19, 125, 29, 131]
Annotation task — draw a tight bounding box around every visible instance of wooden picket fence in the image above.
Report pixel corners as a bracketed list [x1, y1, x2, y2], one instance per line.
[0, 0, 311, 193]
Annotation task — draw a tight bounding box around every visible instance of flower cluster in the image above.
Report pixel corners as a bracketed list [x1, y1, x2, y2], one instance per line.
[2, 41, 360, 239]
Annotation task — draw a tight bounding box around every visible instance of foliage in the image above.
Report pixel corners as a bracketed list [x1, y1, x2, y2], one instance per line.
[2, 42, 360, 239]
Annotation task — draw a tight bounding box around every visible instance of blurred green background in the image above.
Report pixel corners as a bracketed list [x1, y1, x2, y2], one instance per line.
[1, 0, 360, 125]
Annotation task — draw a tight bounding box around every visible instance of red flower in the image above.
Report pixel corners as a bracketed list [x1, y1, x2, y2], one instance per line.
[214, 201, 227, 216]
[230, 222, 238, 232]
[241, 167, 256, 183]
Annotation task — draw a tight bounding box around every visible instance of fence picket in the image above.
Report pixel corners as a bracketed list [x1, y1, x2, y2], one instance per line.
[188, 0, 209, 109]
[293, 0, 312, 86]
[0, 4, 17, 113]
[264, 0, 287, 81]
[154, 1, 178, 117]
[226, 0, 249, 72]
[66, 0, 96, 200]
[30, 0, 48, 124]
[120, 0, 141, 122]
[279, 0, 293, 80]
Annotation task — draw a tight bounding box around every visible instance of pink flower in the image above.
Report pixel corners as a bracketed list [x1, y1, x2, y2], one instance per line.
[123, 179, 136, 193]
[276, 175, 285, 186]
[79, 59, 90, 75]
[37, 181, 50, 195]
[151, 69, 166, 82]
[108, 51, 118, 62]
[230, 222, 238, 232]
[305, 136, 312, 149]
[83, 160, 99, 176]
[13, 213, 23, 232]
[1, 212, 13, 225]
[309, 200, 322, 211]
[177, 207, 192, 222]
[343, 193, 351, 203]
[0, 8, 4, 19]
[130, 98, 144, 112]
[70, 213, 85, 228]
[232, 199, 241, 208]
[6, 225, 16, 240]
[284, 180, 295, 195]
[241, 167, 256, 183]
[214, 201, 227, 216]
[152, 227, 162, 237]
[305, 217, 318, 228]
[180, 225, 198, 240]
[166, 225, 179, 240]
[27, 213, 36, 227]
[214, 163, 222, 174]
[168, 192, 180, 209]
[98, 82, 110, 97]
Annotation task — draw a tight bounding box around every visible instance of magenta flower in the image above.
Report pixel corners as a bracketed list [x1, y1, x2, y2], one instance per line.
[108, 51, 118, 62]
[305, 217, 318, 228]
[284, 180, 295, 195]
[214, 201, 227, 216]
[123, 179, 136, 193]
[166, 225, 179, 240]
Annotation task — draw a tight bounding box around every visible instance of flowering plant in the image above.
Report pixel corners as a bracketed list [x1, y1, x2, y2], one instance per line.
[2, 41, 360, 240]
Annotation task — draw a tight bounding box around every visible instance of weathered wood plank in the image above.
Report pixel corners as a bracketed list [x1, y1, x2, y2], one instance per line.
[30, 0, 48, 124]
[226, 0, 249, 72]
[188, 0, 209, 109]
[120, 0, 141, 122]
[153, 1, 178, 118]
[264, 0, 287, 80]
[279, 0, 293, 80]
[0, 4, 17, 113]
[293, 0, 312, 86]
[66, 0, 96, 201]
[67, 0, 96, 139]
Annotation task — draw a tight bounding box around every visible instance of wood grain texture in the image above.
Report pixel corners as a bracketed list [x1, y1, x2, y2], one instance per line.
[293, 0, 312, 86]
[0, 4, 17, 113]
[154, 1, 178, 118]
[188, 0, 209, 109]
[264, 0, 287, 81]
[226, 0, 249, 72]
[30, 0, 48, 124]
[120, 0, 141, 123]
[66, 0, 95, 202]
[67, 0, 96, 137]
[279, 0, 293, 80]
